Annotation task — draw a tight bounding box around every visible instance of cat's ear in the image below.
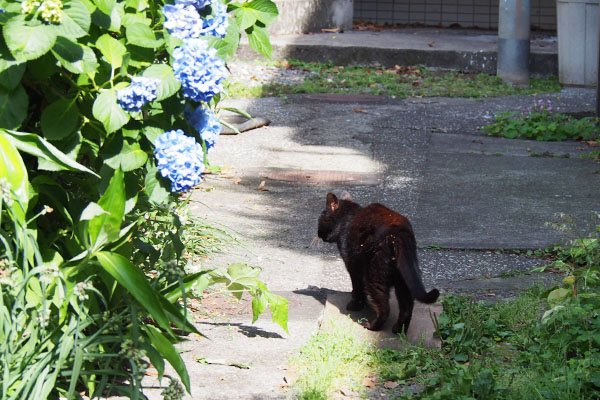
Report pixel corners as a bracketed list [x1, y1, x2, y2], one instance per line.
[326, 193, 339, 212]
[340, 191, 352, 201]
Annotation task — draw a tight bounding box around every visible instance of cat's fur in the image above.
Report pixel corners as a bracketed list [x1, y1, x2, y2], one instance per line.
[318, 192, 439, 334]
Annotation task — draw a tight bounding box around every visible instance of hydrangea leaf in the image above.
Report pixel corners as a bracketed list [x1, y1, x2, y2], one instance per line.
[233, 6, 257, 30]
[3, 16, 57, 61]
[0, 40, 25, 90]
[125, 0, 149, 12]
[265, 291, 289, 334]
[52, 37, 98, 74]
[92, 90, 130, 134]
[41, 99, 79, 141]
[142, 64, 180, 101]
[240, 0, 279, 27]
[94, 0, 116, 16]
[0, 85, 28, 129]
[52, 0, 91, 39]
[96, 34, 126, 69]
[246, 25, 272, 59]
[144, 162, 171, 204]
[126, 23, 163, 48]
[103, 139, 148, 172]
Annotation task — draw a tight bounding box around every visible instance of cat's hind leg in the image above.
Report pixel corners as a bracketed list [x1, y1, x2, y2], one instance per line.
[392, 280, 414, 334]
[365, 280, 390, 331]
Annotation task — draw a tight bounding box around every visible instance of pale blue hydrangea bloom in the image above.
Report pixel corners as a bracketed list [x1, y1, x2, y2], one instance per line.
[175, 0, 214, 8]
[163, 1, 228, 40]
[172, 39, 226, 103]
[116, 77, 159, 112]
[198, 2, 229, 38]
[163, 3, 203, 40]
[185, 106, 221, 150]
[154, 129, 205, 192]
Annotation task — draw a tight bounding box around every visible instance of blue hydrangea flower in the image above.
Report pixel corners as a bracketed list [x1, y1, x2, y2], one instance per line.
[154, 129, 205, 192]
[163, 3, 203, 40]
[172, 39, 226, 103]
[185, 106, 221, 150]
[175, 0, 214, 8]
[198, 2, 229, 38]
[116, 77, 159, 112]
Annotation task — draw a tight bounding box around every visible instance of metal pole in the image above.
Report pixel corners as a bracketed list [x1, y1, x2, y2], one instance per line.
[597, 2, 600, 117]
[497, 0, 531, 86]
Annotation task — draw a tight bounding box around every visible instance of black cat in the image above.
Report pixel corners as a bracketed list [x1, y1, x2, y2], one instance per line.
[318, 192, 439, 334]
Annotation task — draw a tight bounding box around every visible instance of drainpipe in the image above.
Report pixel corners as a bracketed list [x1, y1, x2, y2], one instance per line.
[597, 4, 600, 117]
[497, 0, 531, 86]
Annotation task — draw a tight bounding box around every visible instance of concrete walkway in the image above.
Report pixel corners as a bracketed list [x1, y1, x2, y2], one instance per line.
[136, 30, 598, 399]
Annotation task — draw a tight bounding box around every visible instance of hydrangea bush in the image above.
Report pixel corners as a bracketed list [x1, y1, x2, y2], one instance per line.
[0, 0, 284, 398]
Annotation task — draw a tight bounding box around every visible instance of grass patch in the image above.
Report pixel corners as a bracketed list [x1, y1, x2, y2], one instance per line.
[225, 59, 561, 99]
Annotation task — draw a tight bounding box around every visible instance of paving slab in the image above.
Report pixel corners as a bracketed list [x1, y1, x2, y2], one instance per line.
[323, 292, 442, 350]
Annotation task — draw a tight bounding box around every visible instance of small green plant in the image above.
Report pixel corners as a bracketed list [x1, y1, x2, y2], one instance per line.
[485, 98, 600, 141]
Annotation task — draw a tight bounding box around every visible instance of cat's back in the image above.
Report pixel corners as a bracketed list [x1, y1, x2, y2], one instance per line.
[352, 203, 413, 232]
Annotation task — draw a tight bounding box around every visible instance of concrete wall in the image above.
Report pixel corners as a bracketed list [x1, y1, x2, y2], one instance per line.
[354, 0, 557, 31]
[269, 0, 353, 34]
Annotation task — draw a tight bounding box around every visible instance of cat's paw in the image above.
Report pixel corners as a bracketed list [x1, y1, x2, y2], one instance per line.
[392, 322, 409, 335]
[346, 299, 365, 311]
[366, 319, 384, 331]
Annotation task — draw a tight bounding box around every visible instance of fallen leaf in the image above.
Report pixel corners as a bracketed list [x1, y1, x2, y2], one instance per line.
[257, 180, 269, 191]
[339, 388, 355, 396]
[526, 147, 531, 152]
[587, 140, 599, 147]
[353, 108, 368, 113]
[283, 370, 299, 385]
[384, 381, 399, 389]
[428, 40, 435, 47]
[233, 177, 241, 184]
[321, 27, 341, 33]
[362, 378, 376, 388]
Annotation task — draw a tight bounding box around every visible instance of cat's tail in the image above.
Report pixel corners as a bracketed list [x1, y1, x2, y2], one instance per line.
[391, 226, 440, 304]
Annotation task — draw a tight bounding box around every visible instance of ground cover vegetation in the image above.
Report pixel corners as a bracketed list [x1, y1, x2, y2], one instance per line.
[0, 0, 288, 399]
[225, 59, 561, 99]
[291, 214, 600, 399]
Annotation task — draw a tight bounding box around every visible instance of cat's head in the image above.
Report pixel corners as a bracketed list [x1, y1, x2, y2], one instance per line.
[317, 191, 352, 243]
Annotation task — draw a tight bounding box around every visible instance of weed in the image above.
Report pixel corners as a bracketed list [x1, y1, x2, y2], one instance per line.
[485, 98, 600, 141]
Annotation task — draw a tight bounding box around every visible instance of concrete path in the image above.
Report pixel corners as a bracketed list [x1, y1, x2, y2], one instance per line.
[135, 86, 599, 399]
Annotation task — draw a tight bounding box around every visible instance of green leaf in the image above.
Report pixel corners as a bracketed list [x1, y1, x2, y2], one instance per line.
[246, 25, 272, 59]
[92, 90, 130, 134]
[41, 99, 79, 140]
[265, 291, 288, 334]
[0, 131, 28, 222]
[80, 202, 109, 221]
[88, 169, 125, 245]
[103, 139, 148, 171]
[3, 16, 57, 61]
[144, 162, 171, 204]
[144, 325, 191, 393]
[38, 131, 82, 171]
[142, 64, 180, 101]
[161, 272, 210, 303]
[126, 23, 163, 48]
[0, 85, 28, 129]
[3, 130, 98, 176]
[235, 0, 278, 29]
[53, 0, 92, 39]
[251, 293, 268, 324]
[234, 6, 257, 31]
[125, 0, 149, 12]
[95, 34, 126, 68]
[52, 37, 98, 74]
[207, 20, 240, 60]
[94, 0, 116, 15]
[96, 251, 171, 331]
[547, 287, 571, 305]
[0, 43, 26, 90]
